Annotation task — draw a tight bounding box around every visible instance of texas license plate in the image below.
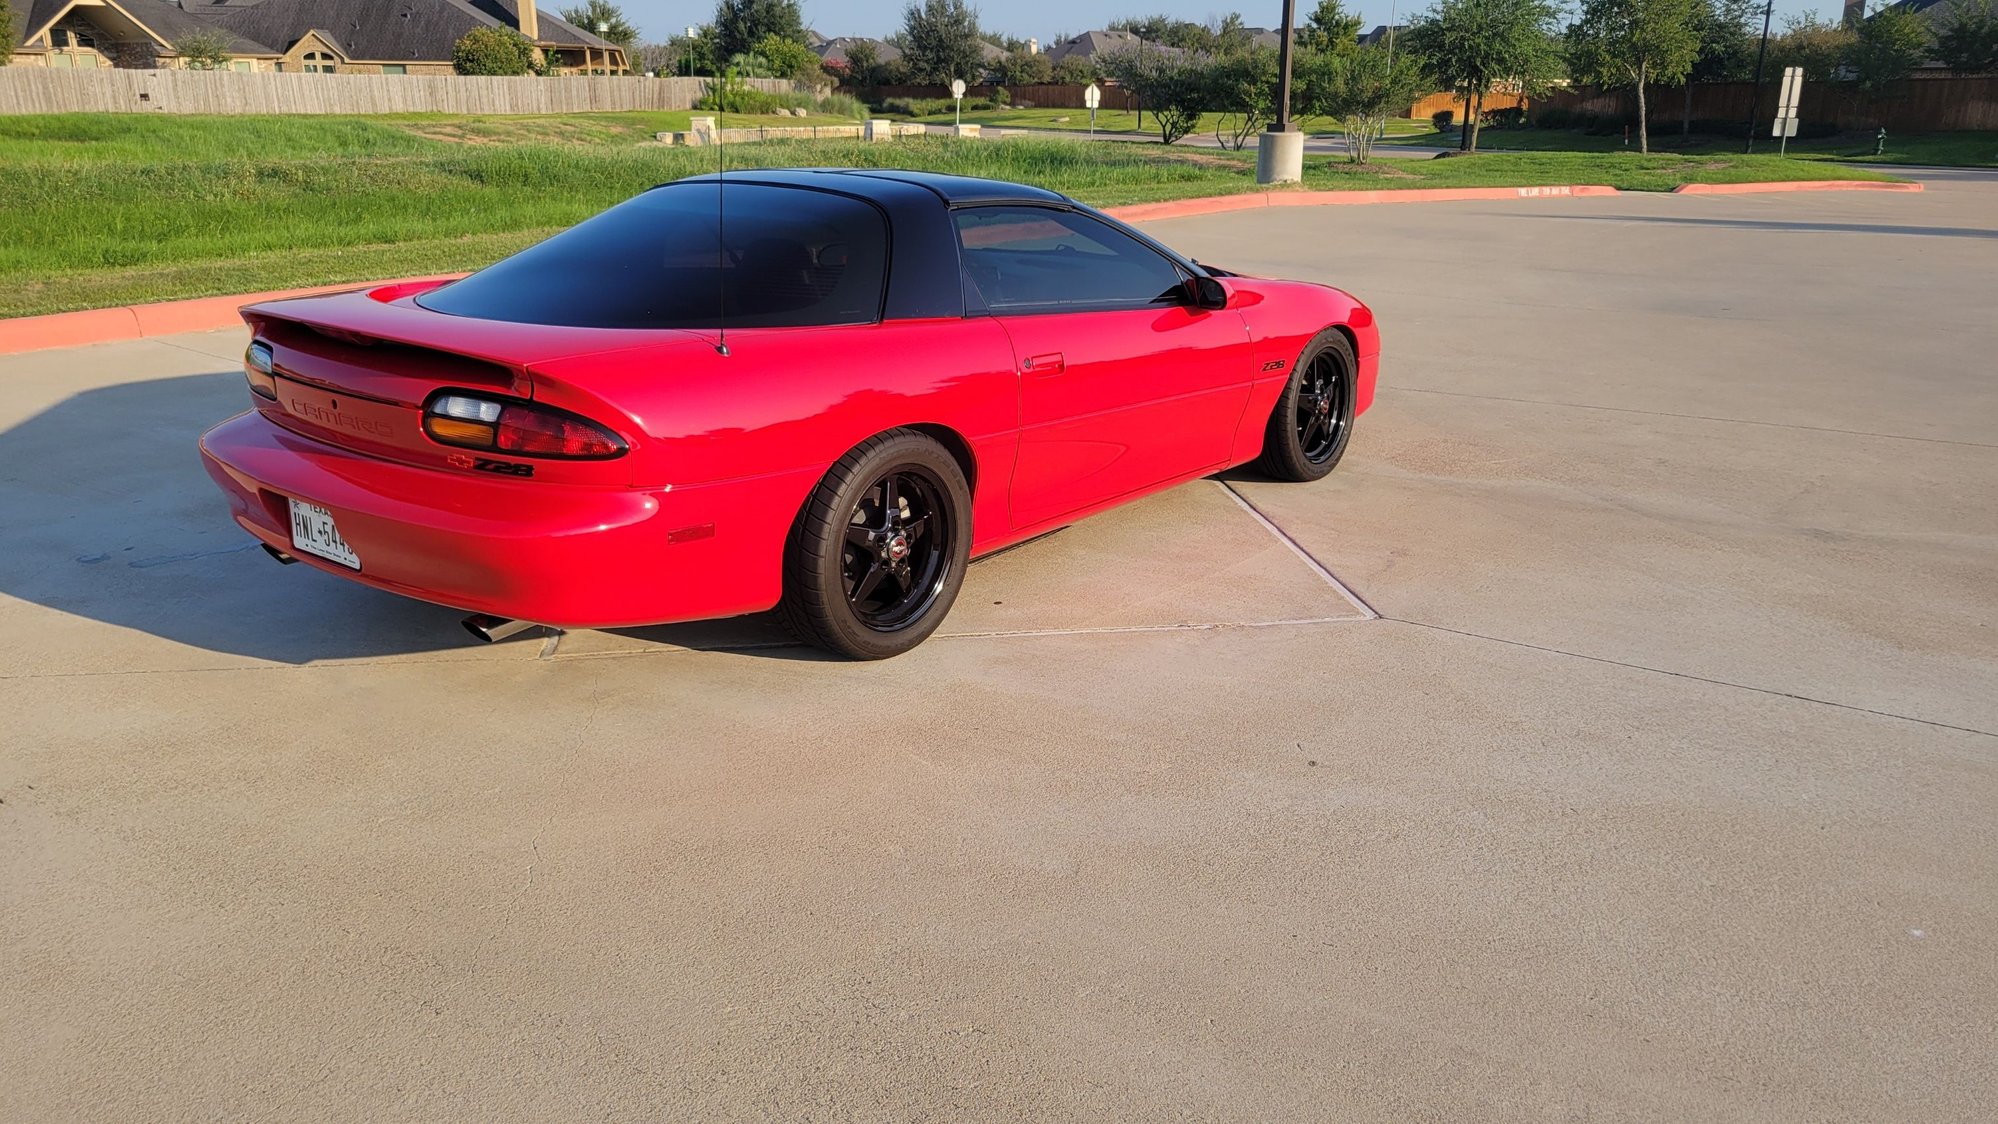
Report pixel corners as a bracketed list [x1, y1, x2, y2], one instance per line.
[287, 498, 361, 570]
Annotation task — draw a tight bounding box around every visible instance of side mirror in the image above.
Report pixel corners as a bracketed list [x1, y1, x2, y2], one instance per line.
[1187, 275, 1228, 311]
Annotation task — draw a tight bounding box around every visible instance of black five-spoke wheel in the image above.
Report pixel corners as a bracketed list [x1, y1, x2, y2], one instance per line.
[1258, 328, 1358, 482]
[779, 429, 972, 660]
[841, 468, 951, 631]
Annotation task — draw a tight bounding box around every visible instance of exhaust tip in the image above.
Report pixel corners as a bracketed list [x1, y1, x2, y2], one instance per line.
[462, 613, 536, 643]
[261, 544, 298, 565]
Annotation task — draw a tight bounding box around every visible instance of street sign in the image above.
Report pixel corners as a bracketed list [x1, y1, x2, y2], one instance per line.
[1771, 66, 1803, 154]
[950, 79, 966, 99]
[1777, 66, 1803, 116]
[1083, 83, 1101, 109]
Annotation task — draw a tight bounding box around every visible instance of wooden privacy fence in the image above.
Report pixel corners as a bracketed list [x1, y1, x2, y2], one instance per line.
[0, 69, 799, 115]
[859, 83, 1141, 110]
[1539, 76, 1998, 132]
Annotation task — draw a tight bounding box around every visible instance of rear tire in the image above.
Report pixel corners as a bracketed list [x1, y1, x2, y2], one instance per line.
[1257, 329, 1357, 482]
[777, 430, 971, 660]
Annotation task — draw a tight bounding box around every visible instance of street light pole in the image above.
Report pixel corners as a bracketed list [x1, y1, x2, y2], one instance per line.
[1274, 0, 1296, 132]
[1257, 0, 1304, 183]
[1743, 0, 1774, 153]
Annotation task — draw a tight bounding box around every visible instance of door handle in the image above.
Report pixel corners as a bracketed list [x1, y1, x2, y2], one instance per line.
[1022, 352, 1065, 374]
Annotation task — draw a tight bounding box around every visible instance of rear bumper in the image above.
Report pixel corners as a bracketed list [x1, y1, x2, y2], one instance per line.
[198, 412, 810, 628]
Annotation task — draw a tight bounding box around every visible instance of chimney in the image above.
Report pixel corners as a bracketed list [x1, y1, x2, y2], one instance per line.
[1842, 0, 1865, 27]
[519, 0, 539, 41]
[1028, 37, 1038, 54]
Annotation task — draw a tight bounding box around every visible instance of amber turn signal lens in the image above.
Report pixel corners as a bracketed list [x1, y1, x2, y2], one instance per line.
[425, 416, 497, 446]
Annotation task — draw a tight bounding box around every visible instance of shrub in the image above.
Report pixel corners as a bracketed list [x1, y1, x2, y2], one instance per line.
[1533, 106, 1572, 129]
[879, 96, 953, 116]
[175, 31, 234, 71]
[1485, 106, 1525, 129]
[453, 27, 538, 76]
[1431, 109, 1454, 130]
[818, 91, 868, 120]
[990, 86, 1009, 107]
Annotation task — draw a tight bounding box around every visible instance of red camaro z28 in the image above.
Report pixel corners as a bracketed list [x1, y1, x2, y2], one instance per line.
[199, 170, 1378, 659]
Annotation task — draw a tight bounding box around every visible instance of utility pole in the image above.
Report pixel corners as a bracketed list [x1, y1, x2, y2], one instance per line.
[1743, 0, 1774, 153]
[1274, 0, 1296, 132]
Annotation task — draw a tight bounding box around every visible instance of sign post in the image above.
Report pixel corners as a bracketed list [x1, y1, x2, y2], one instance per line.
[1772, 66, 1802, 155]
[1084, 82, 1101, 134]
[951, 78, 966, 129]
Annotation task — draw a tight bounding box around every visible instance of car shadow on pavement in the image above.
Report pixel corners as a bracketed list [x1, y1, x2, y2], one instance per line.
[0, 372, 542, 665]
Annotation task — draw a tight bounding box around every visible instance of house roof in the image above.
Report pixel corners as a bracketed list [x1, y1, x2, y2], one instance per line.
[178, 0, 620, 60]
[813, 36, 902, 65]
[1357, 24, 1406, 48]
[1045, 29, 1164, 65]
[13, 0, 267, 53]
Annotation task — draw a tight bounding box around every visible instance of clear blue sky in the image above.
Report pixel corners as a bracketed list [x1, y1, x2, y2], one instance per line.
[615, 0, 1846, 45]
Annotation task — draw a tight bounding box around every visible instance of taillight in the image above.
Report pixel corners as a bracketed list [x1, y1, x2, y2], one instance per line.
[245, 342, 277, 400]
[422, 393, 626, 460]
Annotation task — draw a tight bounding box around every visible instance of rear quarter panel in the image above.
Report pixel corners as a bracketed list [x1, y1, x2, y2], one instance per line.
[524, 318, 1023, 597]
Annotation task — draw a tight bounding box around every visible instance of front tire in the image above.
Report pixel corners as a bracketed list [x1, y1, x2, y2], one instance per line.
[1257, 328, 1357, 482]
[778, 430, 971, 660]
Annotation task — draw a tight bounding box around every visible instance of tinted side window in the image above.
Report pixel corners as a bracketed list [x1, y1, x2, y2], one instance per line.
[419, 184, 888, 330]
[955, 207, 1187, 315]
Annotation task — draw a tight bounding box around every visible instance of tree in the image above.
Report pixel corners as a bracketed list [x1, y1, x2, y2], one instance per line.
[1298, 43, 1430, 162]
[1205, 46, 1281, 148]
[1405, 0, 1565, 152]
[453, 26, 539, 75]
[1850, 4, 1933, 92]
[175, 30, 234, 70]
[991, 47, 1054, 86]
[1680, 0, 1759, 133]
[1767, 14, 1856, 81]
[754, 31, 822, 82]
[1934, 0, 1998, 73]
[0, 0, 15, 67]
[1099, 47, 1209, 143]
[901, 0, 985, 85]
[1051, 55, 1098, 83]
[713, 0, 803, 64]
[559, 0, 639, 48]
[1109, 15, 1214, 51]
[1566, 0, 1701, 153]
[1299, 0, 1364, 54]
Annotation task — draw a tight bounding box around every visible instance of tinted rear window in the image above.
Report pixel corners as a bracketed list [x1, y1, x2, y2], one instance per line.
[418, 184, 888, 330]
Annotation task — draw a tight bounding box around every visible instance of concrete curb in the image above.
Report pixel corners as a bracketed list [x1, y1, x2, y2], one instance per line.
[0, 176, 1917, 356]
[1670, 180, 1925, 195]
[1104, 184, 1621, 223]
[0, 277, 466, 359]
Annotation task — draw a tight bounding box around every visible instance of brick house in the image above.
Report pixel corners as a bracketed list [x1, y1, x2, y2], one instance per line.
[5, 0, 627, 75]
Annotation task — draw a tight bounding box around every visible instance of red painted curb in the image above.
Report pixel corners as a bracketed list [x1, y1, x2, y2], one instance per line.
[1105, 183, 1621, 222]
[1671, 180, 1925, 195]
[0, 276, 466, 359]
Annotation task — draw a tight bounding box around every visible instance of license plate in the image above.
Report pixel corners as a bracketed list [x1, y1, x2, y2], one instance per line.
[288, 498, 361, 570]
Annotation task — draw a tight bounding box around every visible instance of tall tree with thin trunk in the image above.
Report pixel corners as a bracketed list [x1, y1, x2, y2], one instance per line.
[1566, 0, 1702, 154]
[1405, 0, 1564, 153]
[1681, 0, 1758, 135]
[900, 0, 986, 85]
[712, 0, 804, 63]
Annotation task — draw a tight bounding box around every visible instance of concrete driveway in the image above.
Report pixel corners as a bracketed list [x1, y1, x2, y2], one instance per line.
[2, 180, 1993, 1121]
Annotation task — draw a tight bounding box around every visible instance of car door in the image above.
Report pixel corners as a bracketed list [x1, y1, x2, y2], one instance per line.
[953, 205, 1256, 531]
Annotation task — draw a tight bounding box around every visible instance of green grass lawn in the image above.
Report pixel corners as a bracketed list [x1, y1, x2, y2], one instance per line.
[0, 113, 1902, 319]
[903, 106, 1437, 140]
[1386, 125, 1998, 167]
